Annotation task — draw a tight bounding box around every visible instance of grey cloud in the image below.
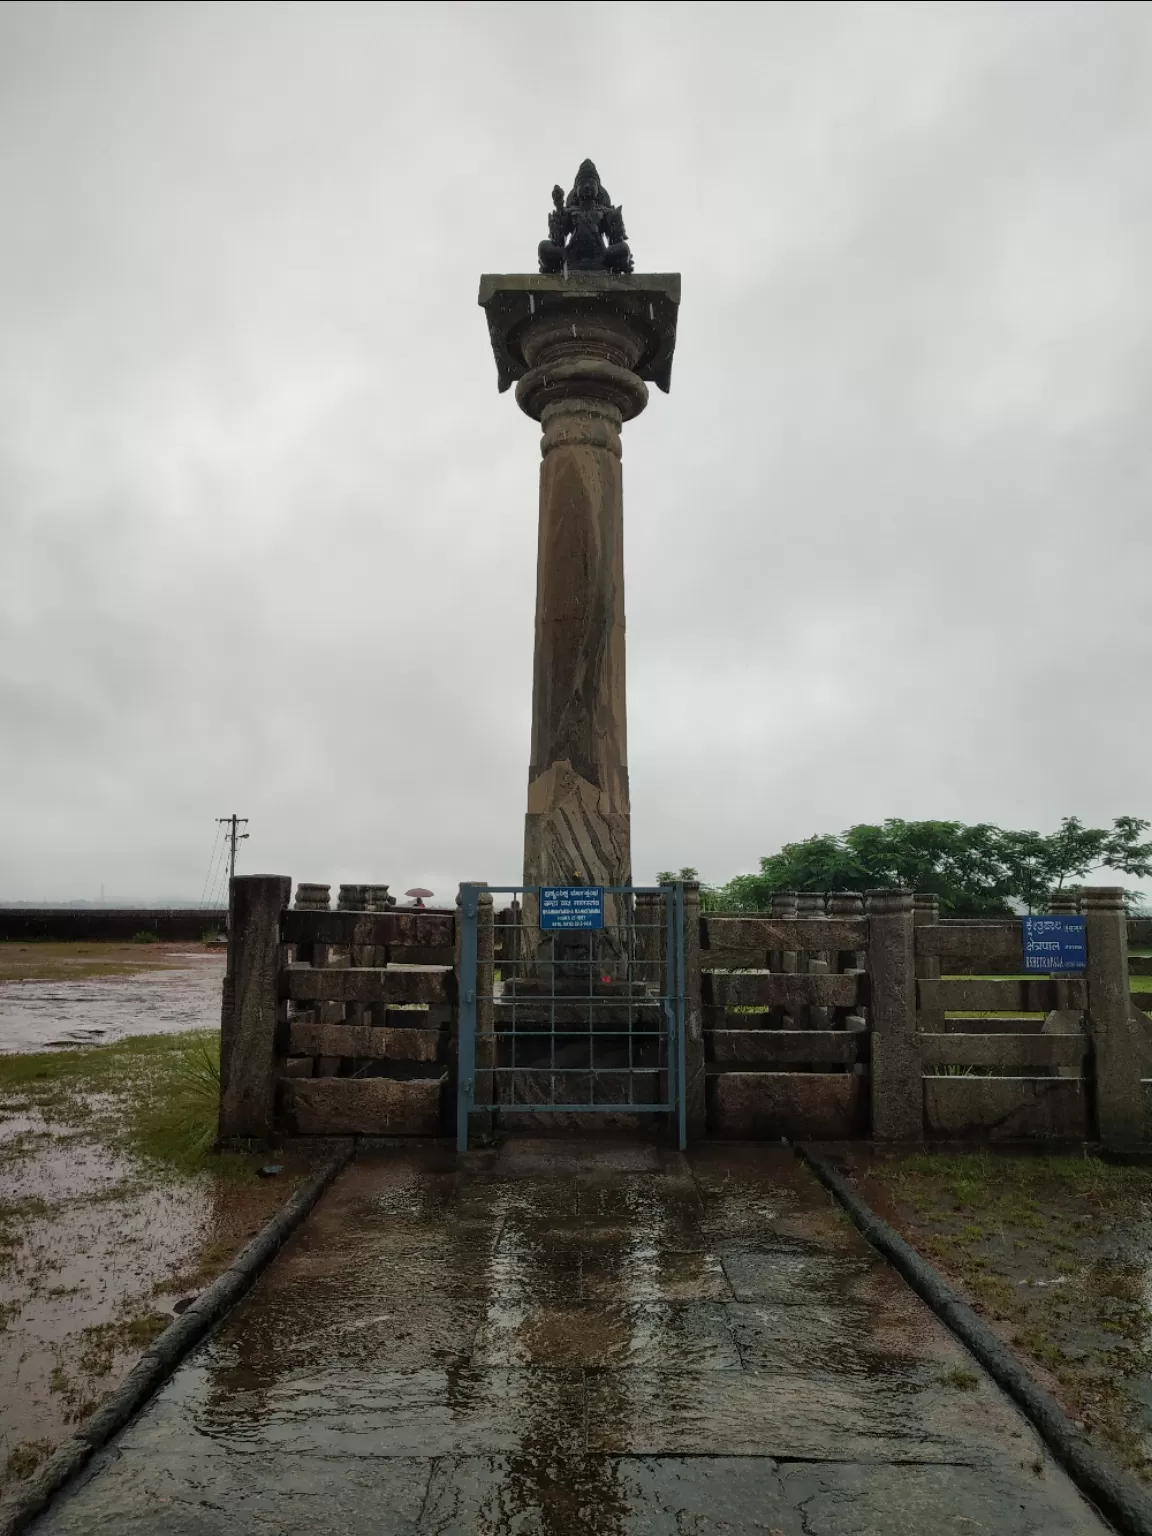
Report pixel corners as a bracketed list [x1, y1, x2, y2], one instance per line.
[0, 1, 1148, 902]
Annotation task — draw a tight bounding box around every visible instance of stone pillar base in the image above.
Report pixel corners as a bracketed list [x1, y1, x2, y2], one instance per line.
[524, 761, 630, 892]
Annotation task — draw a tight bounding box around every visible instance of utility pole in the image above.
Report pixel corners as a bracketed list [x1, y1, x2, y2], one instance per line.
[216, 815, 249, 896]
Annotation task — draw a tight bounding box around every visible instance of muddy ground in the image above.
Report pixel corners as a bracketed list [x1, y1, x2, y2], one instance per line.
[0, 1022, 325, 1494]
[843, 1147, 1152, 1479]
[0, 943, 225, 1053]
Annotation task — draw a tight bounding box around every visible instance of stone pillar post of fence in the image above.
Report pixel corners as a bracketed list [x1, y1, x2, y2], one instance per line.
[219, 873, 291, 1143]
[797, 892, 827, 1028]
[913, 893, 942, 1033]
[502, 898, 522, 983]
[339, 885, 371, 1031]
[1084, 886, 1144, 1146]
[828, 892, 865, 1028]
[771, 891, 799, 1028]
[866, 888, 921, 1141]
[632, 891, 661, 989]
[1045, 890, 1085, 1025]
[682, 880, 706, 1142]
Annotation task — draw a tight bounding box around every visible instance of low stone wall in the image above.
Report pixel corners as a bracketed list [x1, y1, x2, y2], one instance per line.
[0, 908, 227, 942]
[916, 894, 1148, 1145]
[217, 877, 455, 1142]
[219, 877, 1150, 1148]
[699, 899, 871, 1140]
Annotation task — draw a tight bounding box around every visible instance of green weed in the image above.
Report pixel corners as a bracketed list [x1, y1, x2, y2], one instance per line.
[939, 1366, 980, 1390]
[2, 1440, 54, 1486]
[0, 1031, 251, 1179]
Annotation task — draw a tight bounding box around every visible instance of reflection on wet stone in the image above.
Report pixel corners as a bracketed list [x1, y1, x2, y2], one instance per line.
[32, 1143, 1113, 1535]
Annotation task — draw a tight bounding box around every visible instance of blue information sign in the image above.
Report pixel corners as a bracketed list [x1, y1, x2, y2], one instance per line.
[539, 886, 604, 930]
[1022, 915, 1086, 973]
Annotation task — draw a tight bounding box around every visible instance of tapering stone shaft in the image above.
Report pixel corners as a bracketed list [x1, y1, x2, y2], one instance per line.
[479, 272, 679, 892]
[525, 395, 631, 889]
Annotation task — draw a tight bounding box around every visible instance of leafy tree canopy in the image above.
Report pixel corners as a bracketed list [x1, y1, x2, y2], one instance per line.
[693, 817, 1151, 916]
[655, 867, 699, 885]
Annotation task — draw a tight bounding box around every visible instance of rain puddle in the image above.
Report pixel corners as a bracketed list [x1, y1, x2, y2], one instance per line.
[0, 1126, 213, 1458]
[0, 952, 224, 1053]
[0, 1108, 318, 1482]
[40, 1142, 1109, 1534]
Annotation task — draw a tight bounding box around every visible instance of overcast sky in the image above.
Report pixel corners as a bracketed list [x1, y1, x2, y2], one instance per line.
[1, 0, 1149, 904]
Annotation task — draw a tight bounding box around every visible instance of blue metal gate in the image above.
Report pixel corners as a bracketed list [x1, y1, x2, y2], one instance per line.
[456, 884, 686, 1151]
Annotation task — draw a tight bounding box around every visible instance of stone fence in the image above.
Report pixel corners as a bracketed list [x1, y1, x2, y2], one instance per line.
[696, 886, 1151, 1148]
[218, 877, 1151, 1148]
[218, 876, 457, 1141]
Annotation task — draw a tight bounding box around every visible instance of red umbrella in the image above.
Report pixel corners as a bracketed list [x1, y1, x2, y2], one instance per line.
[405, 887, 434, 908]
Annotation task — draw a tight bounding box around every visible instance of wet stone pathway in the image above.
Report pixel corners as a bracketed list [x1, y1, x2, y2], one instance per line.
[35, 1142, 1112, 1534]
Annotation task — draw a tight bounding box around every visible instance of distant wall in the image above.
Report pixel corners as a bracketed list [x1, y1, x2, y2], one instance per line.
[0, 909, 227, 943]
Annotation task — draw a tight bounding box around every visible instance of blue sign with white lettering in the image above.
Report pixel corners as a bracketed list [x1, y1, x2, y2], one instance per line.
[1022, 915, 1086, 973]
[540, 887, 604, 930]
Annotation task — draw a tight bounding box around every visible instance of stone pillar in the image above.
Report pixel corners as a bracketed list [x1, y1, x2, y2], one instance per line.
[336, 886, 369, 1063]
[219, 874, 290, 1142]
[913, 893, 942, 1033]
[1043, 891, 1085, 1044]
[797, 892, 827, 1028]
[828, 891, 865, 1028]
[290, 882, 330, 996]
[632, 891, 662, 989]
[772, 891, 799, 1028]
[499, 898, 523, 984]
[479, 274, 680, 903]
[866, 889, 921, 1141]
[454, 882, 494, 1140]
[1084, 886, 1143, 1146]
[681, 880, 706, 1142]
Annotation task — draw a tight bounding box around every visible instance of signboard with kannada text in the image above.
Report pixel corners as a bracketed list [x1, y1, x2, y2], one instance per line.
[1022, 914, 1086, 973]
[539, 886, 604, 931]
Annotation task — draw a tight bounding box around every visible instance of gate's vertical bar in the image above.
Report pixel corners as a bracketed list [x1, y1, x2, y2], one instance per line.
[681, 879, 705, 1143]
[675, 882, 688, 1150]
[457, 884, 480, 1152]
[476, 888, 495, 1132]
[661, 887, 675, 1119]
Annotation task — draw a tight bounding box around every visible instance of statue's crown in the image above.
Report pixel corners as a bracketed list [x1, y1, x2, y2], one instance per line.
[569, 159, 612, 208]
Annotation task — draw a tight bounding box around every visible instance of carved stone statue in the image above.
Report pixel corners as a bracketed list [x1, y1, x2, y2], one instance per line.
[538, 159, 634, 275]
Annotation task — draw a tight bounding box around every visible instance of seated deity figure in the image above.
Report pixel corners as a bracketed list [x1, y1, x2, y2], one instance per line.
[538, 160, 634, 275]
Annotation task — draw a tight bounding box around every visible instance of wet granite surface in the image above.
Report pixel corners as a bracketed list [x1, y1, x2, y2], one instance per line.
[32, 1140, 1114, 1533]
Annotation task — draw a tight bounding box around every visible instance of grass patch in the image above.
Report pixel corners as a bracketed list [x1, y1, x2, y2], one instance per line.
[874, 1149, 1146, 1205]
[74, 1311, 171, 1377]
[939, 1366, 980, 1390]
[0, 1031, 250, 1179]
[866, 1150, 1152, 1476]
[2, 1440, 55, 1488]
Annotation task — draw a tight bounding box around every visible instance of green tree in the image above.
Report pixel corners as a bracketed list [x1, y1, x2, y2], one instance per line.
[998, 816, 1152, 911]
[654, 867, 729, 913]
[655, 866, 700, 885]
[709, 816, 1152, 916]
